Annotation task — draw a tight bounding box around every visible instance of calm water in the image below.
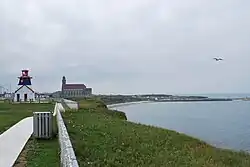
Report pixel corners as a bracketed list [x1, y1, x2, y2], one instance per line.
[114, 101, 250, 152]
[177, 93, 250, 98]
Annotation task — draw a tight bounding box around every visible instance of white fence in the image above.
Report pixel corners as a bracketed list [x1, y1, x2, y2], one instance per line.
[54, 103, 79, 167]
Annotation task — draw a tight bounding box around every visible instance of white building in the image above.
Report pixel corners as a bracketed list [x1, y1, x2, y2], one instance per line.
[14, 85, 35, 102]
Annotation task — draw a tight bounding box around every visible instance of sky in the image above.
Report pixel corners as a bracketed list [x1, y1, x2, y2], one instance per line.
[1, 0, 250, 94]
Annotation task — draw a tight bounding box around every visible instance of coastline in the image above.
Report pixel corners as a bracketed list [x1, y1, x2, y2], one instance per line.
[64, 99, 250, 166]
[107, 99, 247, 153]
[107, 100, 153, 109]
[107, 97, 234, 109]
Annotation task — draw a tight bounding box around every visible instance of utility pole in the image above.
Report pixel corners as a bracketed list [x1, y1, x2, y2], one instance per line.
[10, 83, 11, 93]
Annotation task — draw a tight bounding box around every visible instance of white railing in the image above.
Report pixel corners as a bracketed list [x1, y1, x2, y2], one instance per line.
[54, 103, 79, 167]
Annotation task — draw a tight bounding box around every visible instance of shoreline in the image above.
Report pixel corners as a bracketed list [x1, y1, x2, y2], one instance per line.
[107, 101, 153, 109]
[107, 99, 248, 153]
[63, 99, 250, 166]
[107, 98, 235, 109]
[156, 99, 233, 102]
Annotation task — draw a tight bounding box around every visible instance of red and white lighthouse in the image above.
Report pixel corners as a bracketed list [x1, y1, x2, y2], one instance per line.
[14, 69, 35, 102]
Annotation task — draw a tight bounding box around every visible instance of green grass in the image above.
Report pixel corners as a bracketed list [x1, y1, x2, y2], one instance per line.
[25, 138, 59, 167]
[17, 116, 60, 167]
[0, 102, 59, 167]
[0, 102, 54, 134]
[62, 100, 250, 167]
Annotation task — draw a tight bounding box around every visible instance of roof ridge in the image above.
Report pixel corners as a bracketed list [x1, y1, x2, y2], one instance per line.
[62, 83, 86, 90]
[14, 85, 35, 93]
[25, 85, 35, 93]
[65, 83, 86, 85]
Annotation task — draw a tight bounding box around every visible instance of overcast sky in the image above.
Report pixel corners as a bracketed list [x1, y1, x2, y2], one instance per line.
[1, 0, 250, 94]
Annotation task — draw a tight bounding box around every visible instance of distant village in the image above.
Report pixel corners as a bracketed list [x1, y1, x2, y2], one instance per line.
[0, 69, 237, 103]
[0, 69, 92, 102]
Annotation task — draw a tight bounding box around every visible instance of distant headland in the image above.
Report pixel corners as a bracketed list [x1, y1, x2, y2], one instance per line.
[68, 94, 234, 106]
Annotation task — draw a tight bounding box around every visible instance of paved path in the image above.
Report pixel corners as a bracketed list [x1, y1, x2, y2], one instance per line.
[0, 117, 33, 167]
[63, 99, 79, 109]
[0, 103, 62, 167]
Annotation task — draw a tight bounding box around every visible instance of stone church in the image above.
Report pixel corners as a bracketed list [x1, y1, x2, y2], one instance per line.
[60, 76, 92, 98]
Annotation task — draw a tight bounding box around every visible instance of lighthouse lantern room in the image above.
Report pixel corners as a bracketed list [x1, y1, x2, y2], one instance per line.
[14, 70, 35, 102]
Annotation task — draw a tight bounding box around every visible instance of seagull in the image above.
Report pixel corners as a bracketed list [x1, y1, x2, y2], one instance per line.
[213, 58, 223, 61]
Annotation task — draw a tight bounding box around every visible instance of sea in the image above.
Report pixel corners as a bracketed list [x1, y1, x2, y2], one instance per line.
[113, 94, 250, 152]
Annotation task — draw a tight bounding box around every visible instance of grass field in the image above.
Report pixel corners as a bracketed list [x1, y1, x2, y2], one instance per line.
[0, 102, 54, 134]
[0, 102, 59, 167]
[62, 99, 250, 167]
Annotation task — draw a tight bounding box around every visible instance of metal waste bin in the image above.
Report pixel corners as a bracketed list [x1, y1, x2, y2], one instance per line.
[33, 111, 53, 139]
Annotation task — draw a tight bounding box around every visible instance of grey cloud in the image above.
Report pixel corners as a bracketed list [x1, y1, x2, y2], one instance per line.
[1, 0, 250, 94]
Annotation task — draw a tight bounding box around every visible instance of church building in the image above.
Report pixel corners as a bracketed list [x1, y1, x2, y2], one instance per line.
[61, 76, 92, 98]
[14, 70, 35, 102]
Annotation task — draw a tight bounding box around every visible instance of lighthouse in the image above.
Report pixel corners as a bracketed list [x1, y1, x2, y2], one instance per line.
[14, 69, 35, 102]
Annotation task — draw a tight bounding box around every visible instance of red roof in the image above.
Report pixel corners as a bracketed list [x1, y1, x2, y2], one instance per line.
[62, 84, 86, 89]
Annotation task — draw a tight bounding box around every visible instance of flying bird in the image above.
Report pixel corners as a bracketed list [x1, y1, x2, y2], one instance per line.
[213, 58, 223, 61]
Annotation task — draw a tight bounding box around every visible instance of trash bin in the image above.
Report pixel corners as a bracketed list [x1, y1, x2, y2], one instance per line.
[33, 111, 53, 139]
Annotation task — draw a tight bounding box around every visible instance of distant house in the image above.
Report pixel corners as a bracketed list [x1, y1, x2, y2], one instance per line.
[4, 92, 13, 99]
[61, 76, 92, 98]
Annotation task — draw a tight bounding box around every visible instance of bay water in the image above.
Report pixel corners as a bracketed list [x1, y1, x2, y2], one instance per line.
[114, 100, 250, 152]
